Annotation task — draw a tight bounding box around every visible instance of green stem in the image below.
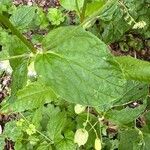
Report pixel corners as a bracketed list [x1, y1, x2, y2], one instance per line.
[88, 121, 98, 138]
[0, 53, 34, 61]
[0, 14, 37, 54]
[80, 0, 87, 23]
[19, 113, 53, 143]
[84, 106, 90, 129]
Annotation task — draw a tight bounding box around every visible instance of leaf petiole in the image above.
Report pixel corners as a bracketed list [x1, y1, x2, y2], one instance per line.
[0, 14, 37, 54]
[0, 53, 34, 61]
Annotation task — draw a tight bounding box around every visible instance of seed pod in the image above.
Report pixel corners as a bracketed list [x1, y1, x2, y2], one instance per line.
[74, 104, 86, 114]
[74, 128, 89, 147]
[94, 138, 102, 150]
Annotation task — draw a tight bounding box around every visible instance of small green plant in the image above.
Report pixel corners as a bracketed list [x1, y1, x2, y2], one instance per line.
[47, 8, 65, 26]
[0, 0, 150, 149]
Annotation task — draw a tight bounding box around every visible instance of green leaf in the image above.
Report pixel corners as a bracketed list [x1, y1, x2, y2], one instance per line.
[47, 111, 66, 142]
[0, 136, 5, 150]
[11, 60, 28, 93]
[60, 0, 84, 11]
[0, 51, 9, 61]
[47, 8, 65, 26]
[14, 141, 26, 150]
[8, 36, 29, 90]
[55, 131, 76, 150]
[100, 0, 148, 43]
[143, 134, 150, 150]
[10, 5, 36, 30]
[36, 141, 52, 150]
[118, 129, 142, 150]
[0, 0, 12, 13]
[115, 56, 150, 83]
[96, 80, 148, 112]
[35, 26, 140, 107]
[4, 36, 30, 103]
[34, 7, 49, 29]
[31, 107, 43, 129]
[106, 100, 147, 125]
[3, 121, 22, 141]
[7, 82, 57, 112]
[114, 81, 148, 106]
[40, 104, 60, 130]
[99, 0, 117, 21]
[85, 0, 105, 17]
[100, 7, 128, 44]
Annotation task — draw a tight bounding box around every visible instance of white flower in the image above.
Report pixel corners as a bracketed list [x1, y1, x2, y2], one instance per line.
[133, 21, 146, 29]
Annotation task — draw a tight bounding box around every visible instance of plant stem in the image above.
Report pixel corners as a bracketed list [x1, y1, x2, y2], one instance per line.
[80, 0, 87, 23]
[84, 106, 90, 129]
[0, 14, 37, 54]
[19, 113, 53, 143]
[88, 121, 99, 137]
[0, 53, 34, 61]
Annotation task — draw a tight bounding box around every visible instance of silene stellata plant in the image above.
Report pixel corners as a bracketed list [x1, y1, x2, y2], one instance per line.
[0, 0, 150, 149]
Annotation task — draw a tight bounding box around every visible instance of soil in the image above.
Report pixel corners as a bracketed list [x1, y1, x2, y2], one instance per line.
[110, 41, 150, 61]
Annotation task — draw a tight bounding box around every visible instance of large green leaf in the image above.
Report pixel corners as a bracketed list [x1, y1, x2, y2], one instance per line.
[10, 5, 36, 30]
[7, 82, 57, 112]
[115, 56, 150, 83]
[35, 26, 143, 107]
